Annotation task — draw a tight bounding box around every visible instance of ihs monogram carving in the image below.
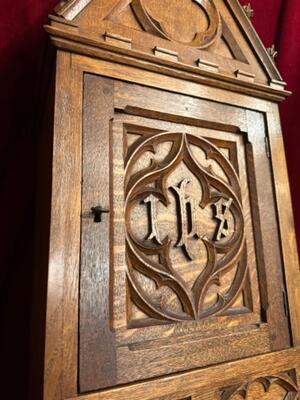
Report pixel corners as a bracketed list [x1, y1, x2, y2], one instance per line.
[125, 131, 247, 322]
[129, 0, 221, 48]
[170, 179, 202, 260]
[144, 178, 233, 260]
[221, 372, 299, 399]
[143, 194, 163, 245]
[214, 198, 233, 241]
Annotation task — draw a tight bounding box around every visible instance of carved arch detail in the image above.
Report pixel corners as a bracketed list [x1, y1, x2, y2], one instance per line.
[221, 373, 299, 399]
[105, 0, 248, 61]
[130, 0, 221, 49]
[124, 131, 247, 322]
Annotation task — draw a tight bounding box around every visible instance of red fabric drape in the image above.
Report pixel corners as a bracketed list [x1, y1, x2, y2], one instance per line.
[0, 1, 58, 397]
[0, 1, 299, 398]
[277, 1, 300, 253]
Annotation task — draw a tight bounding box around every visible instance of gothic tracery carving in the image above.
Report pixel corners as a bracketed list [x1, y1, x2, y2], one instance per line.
[221, 372, 299, 399]
[125, 131, 247, 322]
[130, 0, 221, 48]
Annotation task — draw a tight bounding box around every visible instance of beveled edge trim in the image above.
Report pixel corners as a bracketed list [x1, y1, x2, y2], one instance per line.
[197, 59, 219, 72]
[45, 24, 291, 103]
[153, 46, 179, 62]
[104, 32, 132, 49]
[235, 69, 255, 82]
[104, 32, 132, 44]
[269, 79, 287, 91]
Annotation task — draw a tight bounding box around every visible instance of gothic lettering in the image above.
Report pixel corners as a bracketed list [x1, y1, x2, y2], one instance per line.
[214, 198, 233, 241]
[170, 179, 201, 260]
[143, 194, 163, 244]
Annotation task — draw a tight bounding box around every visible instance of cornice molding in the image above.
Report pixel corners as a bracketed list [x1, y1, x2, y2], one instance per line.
[47, 0, 289, 102]
[45, 24, 290, 103]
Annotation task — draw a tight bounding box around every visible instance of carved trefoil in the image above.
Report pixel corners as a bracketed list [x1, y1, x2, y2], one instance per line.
[125, 131, 247, 323]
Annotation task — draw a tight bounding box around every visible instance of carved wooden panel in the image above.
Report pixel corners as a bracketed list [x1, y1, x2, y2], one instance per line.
[221, 371, 299, 399]
[115, 115, 258, 331]
[125, 130, 247, 322]
[79, 75, 291, 392]
[105, 0, 245, 60]
[129, 0, 221, 48]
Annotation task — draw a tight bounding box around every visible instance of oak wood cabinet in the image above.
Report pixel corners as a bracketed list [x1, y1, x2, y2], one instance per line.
[34, 0, 300, 399]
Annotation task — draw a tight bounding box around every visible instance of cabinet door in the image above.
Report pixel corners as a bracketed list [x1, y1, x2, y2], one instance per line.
[79, 74, 290, 393]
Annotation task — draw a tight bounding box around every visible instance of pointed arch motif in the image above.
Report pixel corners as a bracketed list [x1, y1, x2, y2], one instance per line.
[221, 373, 299, 399]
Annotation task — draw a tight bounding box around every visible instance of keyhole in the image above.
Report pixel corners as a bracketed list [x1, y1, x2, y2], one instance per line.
[91, 206, 109, 223]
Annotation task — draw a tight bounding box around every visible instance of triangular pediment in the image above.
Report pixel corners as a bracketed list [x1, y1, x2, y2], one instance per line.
[52, 0, 284, 86]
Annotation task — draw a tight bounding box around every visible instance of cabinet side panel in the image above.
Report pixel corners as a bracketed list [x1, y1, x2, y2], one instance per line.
[44, 51, 82, 400]
[266, 105, 300, 346]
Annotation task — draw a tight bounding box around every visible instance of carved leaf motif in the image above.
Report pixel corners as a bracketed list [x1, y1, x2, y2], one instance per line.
[125, 131, 247, 322]
[221, 373, 299, 399]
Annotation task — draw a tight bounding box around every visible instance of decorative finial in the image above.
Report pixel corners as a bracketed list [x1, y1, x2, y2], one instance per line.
[243, 3, 254, 19]
[267, 44, 278, 61]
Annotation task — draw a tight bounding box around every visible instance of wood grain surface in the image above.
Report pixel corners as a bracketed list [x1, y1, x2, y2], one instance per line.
[37, 0, 300, 399]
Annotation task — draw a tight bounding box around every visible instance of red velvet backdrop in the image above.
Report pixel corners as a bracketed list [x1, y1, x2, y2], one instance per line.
[0, 0, 299, 398]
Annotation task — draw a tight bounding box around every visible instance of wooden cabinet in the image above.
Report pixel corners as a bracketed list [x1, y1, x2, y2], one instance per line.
[36, 0, 300, 399]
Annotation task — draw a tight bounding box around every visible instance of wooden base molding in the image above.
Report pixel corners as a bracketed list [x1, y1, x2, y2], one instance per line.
[66, 348, 300, 400]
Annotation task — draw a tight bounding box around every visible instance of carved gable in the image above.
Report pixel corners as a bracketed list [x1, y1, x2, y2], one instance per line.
[50, 0, 285, 88]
